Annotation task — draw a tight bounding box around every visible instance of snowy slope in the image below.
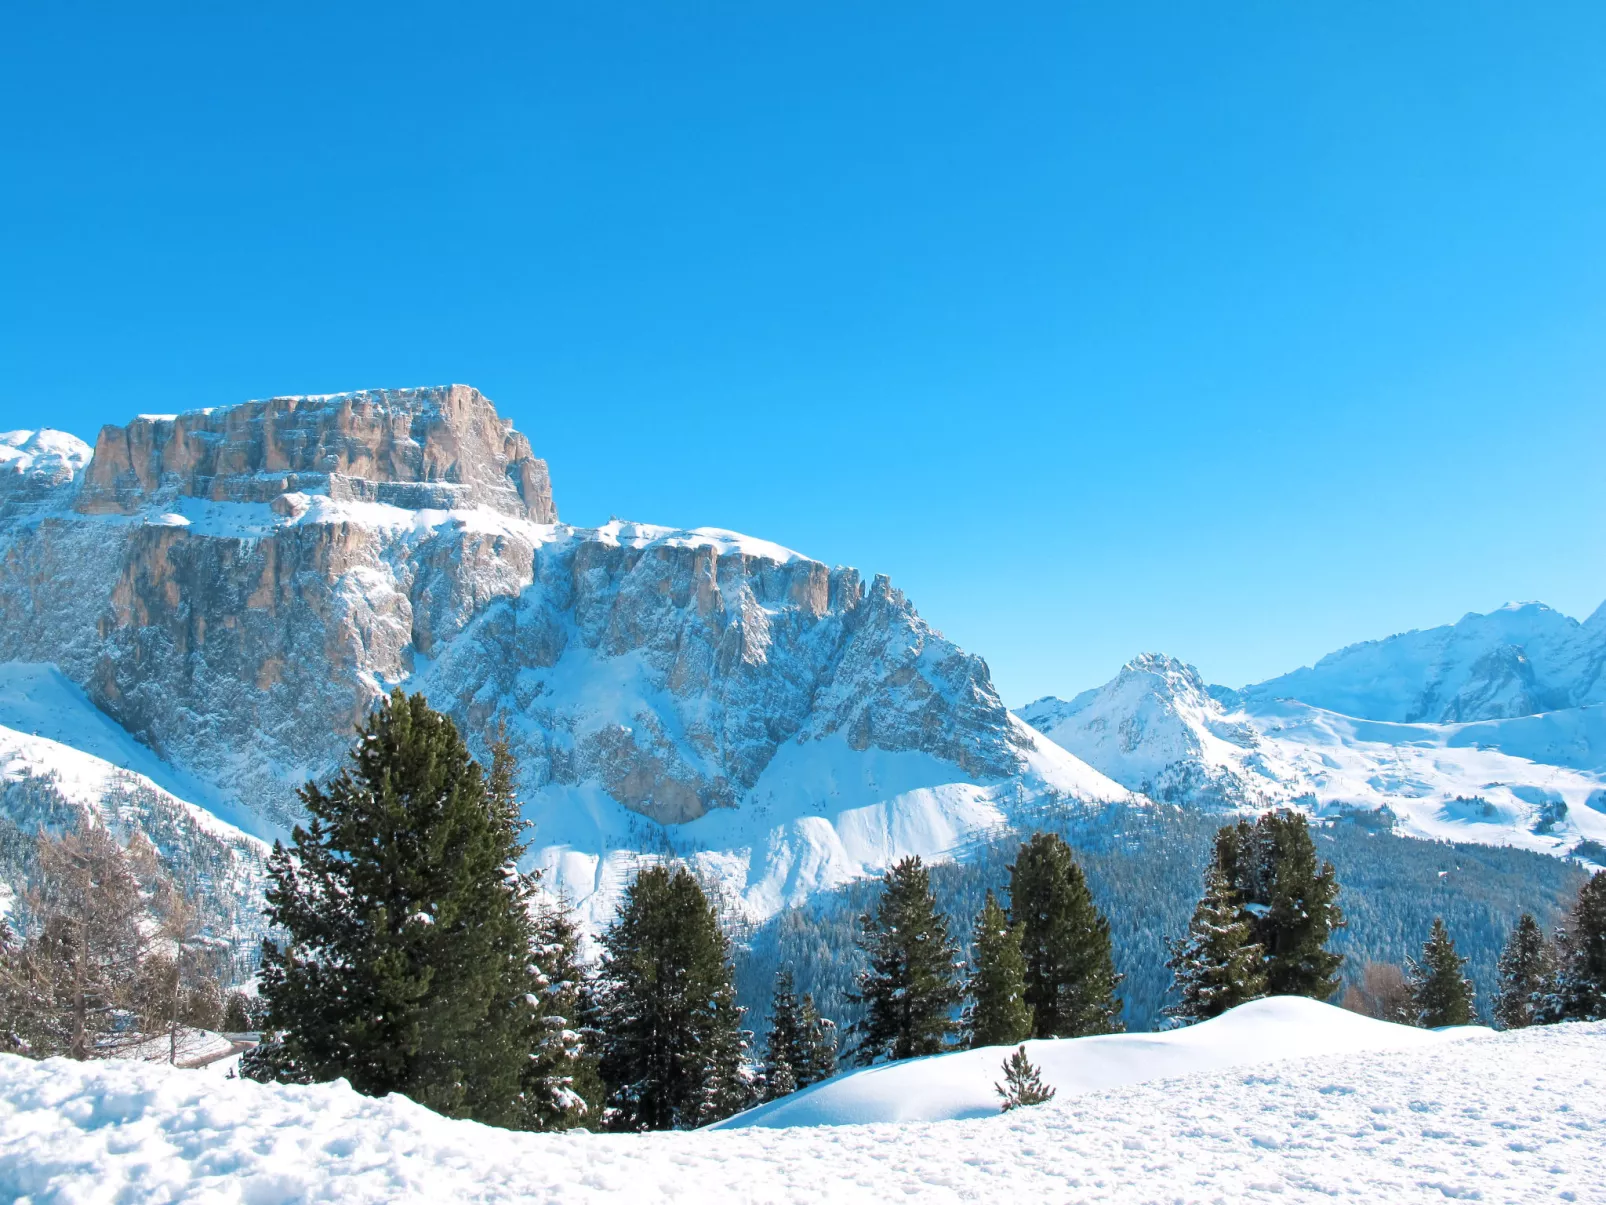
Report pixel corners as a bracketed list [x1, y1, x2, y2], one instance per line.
[0, 664, 270, 939]
[713, 996, 1476, 1128]
[1020, 651, 1606, 861]
[3, 1015, 1600, 1203]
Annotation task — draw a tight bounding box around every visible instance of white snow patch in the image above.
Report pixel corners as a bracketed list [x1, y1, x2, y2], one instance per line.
[2, 1009, 1600, 1203]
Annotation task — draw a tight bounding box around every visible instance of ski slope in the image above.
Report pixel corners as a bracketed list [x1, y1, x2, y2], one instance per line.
[3, 1007, 1601, 1203]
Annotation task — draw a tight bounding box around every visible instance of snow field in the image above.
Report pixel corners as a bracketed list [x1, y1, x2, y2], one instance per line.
[3, 1013, 1601, 1204]
[713, 997, 1479, 1128]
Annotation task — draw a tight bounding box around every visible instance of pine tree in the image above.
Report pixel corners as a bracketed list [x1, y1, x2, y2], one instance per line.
[964, 890, 1034, 1047]
[595, 864, 750, 1130]
[1164, 865, 1267, 1025]
[524, 894, 604, 1130]
[762, 969, 805, 1101]
[795, 993, 838, 1087]
[994, 1045, 1056, 1111]
[1492, 913, 1555, 1031]
[243, 692, 544, 1129]
[850, 856, 964, 1064]
[1405, 917, 1476, 1028]
[1214, 811, 1344, 999]
[1547, 870, 1606, 1022]
[1007, 832, 1124, 1038]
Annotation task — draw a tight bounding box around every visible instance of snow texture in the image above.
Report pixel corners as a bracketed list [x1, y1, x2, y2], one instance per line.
[2, 1000, 1600, 1203]
[1019, 650, 1606, 864]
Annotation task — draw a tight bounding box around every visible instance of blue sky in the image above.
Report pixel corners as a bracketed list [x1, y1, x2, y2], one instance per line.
[5, 3, 1605, 704]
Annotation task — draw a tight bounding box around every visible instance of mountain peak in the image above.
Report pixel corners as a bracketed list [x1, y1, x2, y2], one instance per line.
[74, 384, 556, 522]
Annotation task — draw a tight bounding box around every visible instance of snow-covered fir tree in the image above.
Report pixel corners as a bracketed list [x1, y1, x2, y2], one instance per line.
[1213, 810, 1345, 1000]
[596, 864, 750, 1130]
[523, 895, 603, 1130]
[1164, 864, 1267, 1025]
[1406, 917, 1476, 1028]
[994, 1045, 1056, 1111]
[850, 856, 963, 1064]
[795, 992, 838, 1086]
[963, 889, 1033, 1047]
[761, 969, 806, 1100]
[1492, 913, 1555, 1031]
[1008, 832, 1124, 1038]
[1544, 870, 1606, 1022]
[243, 693, 545, 1128]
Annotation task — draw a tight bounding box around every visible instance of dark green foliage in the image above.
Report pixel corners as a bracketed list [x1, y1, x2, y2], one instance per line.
[1547, 870, 1606, 1021]
[525, 896, 604, 1130]
[963, 890, 1033, 1047]
[221, 991, 255, 1034]
[755, 976, 838, 1093]
[1165, 865, 1267, 1024]
[1215, 810, 1345, 999]
[1406, 917, 1475, 1027]
[1008, 832, 1123, 1037]
[733, 805, 1587, 1034]
[243, 692, 543, 1129]
[850, 856, 963, 1064]
[596, 864, 750, 1130]
[1492, 914, 1554, 1030]
[994, 1045, 1056, 1111]
[795, 992, 838, 1086]
[760, 970, 837, 1098]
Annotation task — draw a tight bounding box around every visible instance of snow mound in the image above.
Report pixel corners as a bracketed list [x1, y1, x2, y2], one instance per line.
[3, 1018, 1601, 1204]
[713, 996, 1478, 1128]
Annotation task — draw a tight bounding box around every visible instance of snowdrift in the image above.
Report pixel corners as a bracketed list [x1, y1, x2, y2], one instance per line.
[3, 1017, 1602, 1204]
[713, 996, 1480, 1128]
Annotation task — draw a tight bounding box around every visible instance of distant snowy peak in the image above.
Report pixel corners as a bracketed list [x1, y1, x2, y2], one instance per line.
[1017, 653, 1272, 810]
[1021, 644, 1606, 864]
[1246, 599, 1606, 723]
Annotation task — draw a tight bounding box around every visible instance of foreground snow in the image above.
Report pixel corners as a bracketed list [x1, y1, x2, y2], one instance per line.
[3, 1013, 1601, 1203]
[713, 996, 1481, 1128]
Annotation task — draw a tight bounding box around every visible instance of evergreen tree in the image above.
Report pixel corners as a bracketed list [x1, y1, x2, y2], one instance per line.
[524, 895, 604, 1130]
[963, 890, 1034, 1047]
[1547, 870, 1606, 1022]
[762, 969, 805, 1101]
[850, 856, 964, 1064]
[1214, 810, 1345, 999]
[1492, 913, 1555, 1030]
[595, 864, 749, 1130]
[994, 1045, 1056, 1111]
[1164, 865, 1267, 1025]
[1007, 832, 1124, 1038]
[795, 992, 838, 1086]
[1405, 917, 1476, 1028]
[243, 692, 543, 1129]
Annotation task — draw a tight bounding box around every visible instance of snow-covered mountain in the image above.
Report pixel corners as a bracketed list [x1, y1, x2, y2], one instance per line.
[0, 386, 1132, 935]
[0, 663, 268, 944]
[1247, 601, 1606, 723]
[1019, 631, 1606, 861]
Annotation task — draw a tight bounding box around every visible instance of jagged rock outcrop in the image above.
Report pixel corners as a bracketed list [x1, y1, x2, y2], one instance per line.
[0, 387, 1042, 841]
[76, 385, 556, 522]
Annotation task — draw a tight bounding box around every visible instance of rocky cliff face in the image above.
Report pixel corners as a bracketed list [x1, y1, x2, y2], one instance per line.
[0, 387, 1118, 925]
[75, 385, 556, 522]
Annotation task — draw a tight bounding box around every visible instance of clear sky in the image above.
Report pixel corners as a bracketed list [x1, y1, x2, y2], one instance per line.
[5, 3, 1605, 705]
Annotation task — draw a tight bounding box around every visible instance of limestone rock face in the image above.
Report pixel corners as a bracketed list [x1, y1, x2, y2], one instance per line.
[76, 385, 557, 522]
[0, 387, 1036, 839]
